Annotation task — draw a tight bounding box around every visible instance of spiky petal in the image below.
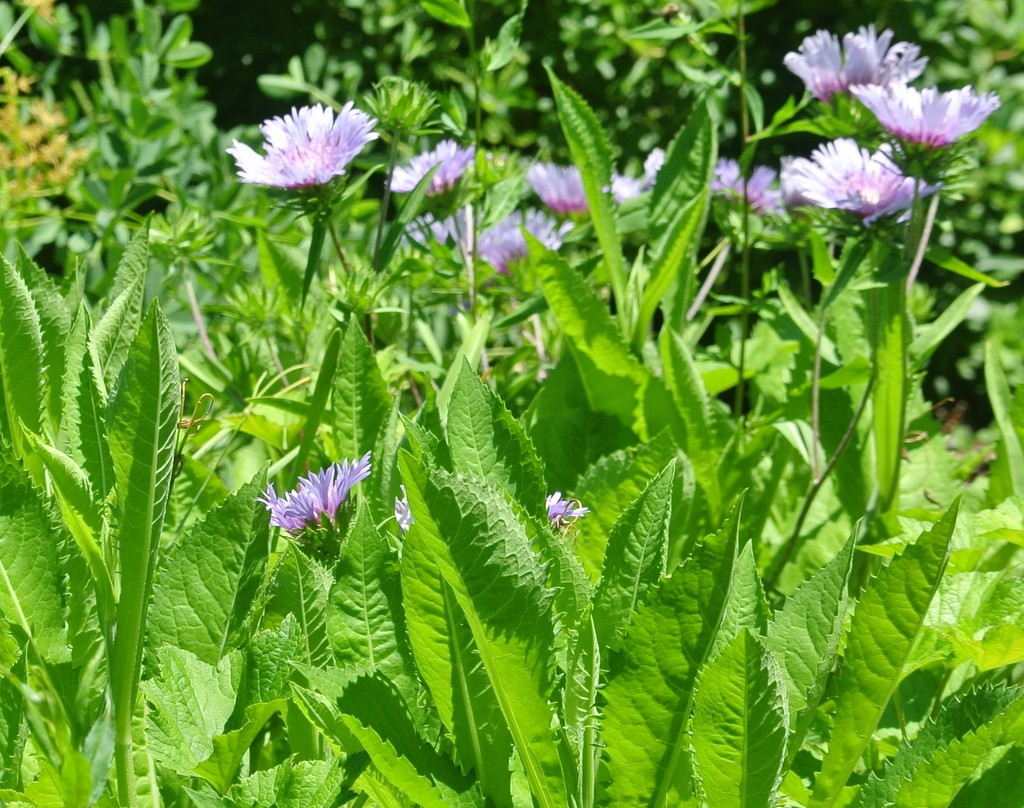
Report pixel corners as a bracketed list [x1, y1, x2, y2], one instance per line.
[258, 452, 372, 535]
[527, 162, 589, 215]
[391, 139, 476, 195]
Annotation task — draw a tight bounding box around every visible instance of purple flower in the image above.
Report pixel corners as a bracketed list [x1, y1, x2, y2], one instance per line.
[258, 452, 372, 535]
[711, 158, 783, 215]
[546, 492, 589, 527]
[784, 26, 927, 103]
[395, 485, 413, 532]
[478, 210, 572, 273]
[780, 138, 938, 225]
[850, 84, 1000, 149]
[227, 103, 378, 189]
[610, 147, 665, 203]
[391, 139, 476, 195]
[408, 209, 472, 250]
[527, 162, 588, 215]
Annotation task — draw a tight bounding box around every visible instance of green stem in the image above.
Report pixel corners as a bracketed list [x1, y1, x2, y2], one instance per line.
[373, 130, 403, 272]
[869, 275, 908, 518]
[300, 215, 328, 307]
[732, 0, 752, 444]
[115, 711, 138, 808]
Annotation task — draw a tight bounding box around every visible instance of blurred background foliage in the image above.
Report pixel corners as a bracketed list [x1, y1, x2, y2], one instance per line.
[1, 0, 1021, 423]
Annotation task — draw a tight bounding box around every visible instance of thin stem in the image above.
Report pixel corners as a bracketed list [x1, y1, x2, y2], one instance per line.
[327, 221, 351, 277]
[182, 267, 218, 363]
[732, 0, 752, 442]
[373, 130, 403, 272]
[686, 240, 731, 321]
[0, 6, 33, 59]
[811, 309, 825, 482]
[766, 374, 874, 591]
[905, 192, 940, 294]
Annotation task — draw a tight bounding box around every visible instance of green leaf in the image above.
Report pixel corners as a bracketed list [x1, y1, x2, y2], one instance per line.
[418, 0, 471, 28]
[985, 342, 1024, 499]
[93, 274, 146, 390]
[910, 283, 984, 365]
[600, 509, 738, 805]
[861, 685, 1024, 808]
[226, 758, 347, 808]
[484, 4, 525, 71]
[766, 534, 854, 755]
[592, 461, 674, 649]
[331, 320, 390, 462]
[690, 629, 788, 808]
[0, 252, 47, 457]
[148, 469, 271, 664]
[925, 246, 1009, 287]
[292, 328, 341, 484]
[714, 542, 770, 652]
[257, 231, 303, 299]
[546, 69, 627, 325]
[300, 216, 327, 306]
[868, 279, 909, 513]
[446, 358, 546, 515]
[810, 500, 958, 807]
[0, 458, 70, 662]
[264, 546, 333, 669]
[401, 458, 571, 807]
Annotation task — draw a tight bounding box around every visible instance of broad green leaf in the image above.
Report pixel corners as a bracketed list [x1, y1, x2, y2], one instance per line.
[418, 0, 470, 28]
[107, 302, 180, 777]
[766, 534, 854, 754]
[240, 615, 304, 709]
[93, 274, 146, 390]
[714, 542, 770, 652]
[592, 461, 674, 649]
[257, 231, 303, 299]
[264, 546, 333, 669]
[226, 758, 346, 808]
[950, 745, 1024, 808]
[985, 341, 1024, 499]
[574, 436, 677, 578]
[546, 69, 627, 324]
[292, 328, 341, 484]
[0, 252, 47, 457]
[600, 509, 738, 805]
[148, 469, 271, 664]
[402, 458, 571, 807]
[0, 458, 70, 662]
[690, 629, 788, 808]
[327, 508, 416, 696]
[860, 684, 1024, 808]
[446, 358, 546, 515]
[810, 500, 958, 807]
[484, 2, 526, 71]
[59, 309, 114, 500]
[331, 320, 391, 462]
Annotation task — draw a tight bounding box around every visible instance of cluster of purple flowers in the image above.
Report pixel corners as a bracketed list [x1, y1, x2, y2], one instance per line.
[259, 452, 372, 535]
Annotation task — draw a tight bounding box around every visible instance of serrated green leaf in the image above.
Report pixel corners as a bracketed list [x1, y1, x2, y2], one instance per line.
[714, 542, 770, 653]
[228, 758, 346, 808]
[485, 5, 525, 71]
[331, 320, 390, 462]
[0, 459, 70, 662]
[600, 509, 738, 805]
[592, 461, 674, 649]
[690, 629, 788, 808]
[766, 534, 853, 754]
[108, 219, 151, 301]
[401, 458, 571, 807]
[0, 252, 47, 458]
[810, 500, 958, 807]
[93, 274, 146, 390]
[446, 358, 546, 515]
[107, 302, 180, 781]
[264, 546, 333, 669]
[241, 615, 304, 709]
[650, 99, 716, 232]
[149, 469, 271, 664]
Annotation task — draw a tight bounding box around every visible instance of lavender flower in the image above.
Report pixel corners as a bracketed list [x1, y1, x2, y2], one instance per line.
[711, 158, 783, 215]
[227, 103, 378, 189]
[546, 492, 589, 527]
[391, 139, 476, 195]
[395, 485, 413, 532]
[478, 210, 572, 273]
[408, 209, 472, 250]
[610, 148, 666, 203]
[527, 162, 588, 215]
[784, 26, 927, 103]
[780, 138, 937, 224]
[259, 452, 372, 535]
[851, 84, 1001, 149]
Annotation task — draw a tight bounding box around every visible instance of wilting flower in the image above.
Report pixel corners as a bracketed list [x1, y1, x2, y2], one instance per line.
[395, 485, 413, 532]
[780, 138, 937, 224]
[850, 84, 1001, 149]
[478, 210, 572, 273]
[259, 453, 372, 535]
[784, 26, 927, 103]
[712, 158, 783, 215]
[228, 103, 377, 189]
[547, 492, 589, 527]
[391, 139, 476, 195]
[527, 162, 588, 215]
[610, 147, 666, 203]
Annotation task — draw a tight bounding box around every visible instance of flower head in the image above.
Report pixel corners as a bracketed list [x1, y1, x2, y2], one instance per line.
[527, 162, 588, 215]
[784, 26, 927, 103]
[395, 485, 414, 532]
[258, 452, 372, 535]
[391, 139, 476, 195]
[712, 158, 783, 215]
[780, 138, 937, 224]
[546, 492, 589, 527]
[850, 84, 1000, 149]
[478, 210, 572, 273]
[408, 208, 472, 251]
[228, 103, 378, 189]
